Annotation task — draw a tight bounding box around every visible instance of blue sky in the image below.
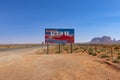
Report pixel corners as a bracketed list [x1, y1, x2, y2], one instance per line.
[0, 0, 120, 44]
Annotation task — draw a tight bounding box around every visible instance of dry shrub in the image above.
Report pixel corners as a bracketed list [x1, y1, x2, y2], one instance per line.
[112, 59, 120, 63]
[99, 54, 109, 58]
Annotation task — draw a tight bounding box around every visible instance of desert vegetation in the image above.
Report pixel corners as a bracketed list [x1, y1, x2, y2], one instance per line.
[0, 44, 43, 51]
[0, 44, 120, 80]
[36, 44, 120, 63]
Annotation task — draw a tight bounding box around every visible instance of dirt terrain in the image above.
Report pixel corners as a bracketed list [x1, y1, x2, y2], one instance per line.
[0, 47, 120, 80]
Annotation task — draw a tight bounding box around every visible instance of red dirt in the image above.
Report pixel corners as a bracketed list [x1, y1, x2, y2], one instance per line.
[0, 48, 120, 80]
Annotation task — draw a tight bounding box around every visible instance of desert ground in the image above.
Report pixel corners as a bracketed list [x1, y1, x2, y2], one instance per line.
[0, 44, 120, 80]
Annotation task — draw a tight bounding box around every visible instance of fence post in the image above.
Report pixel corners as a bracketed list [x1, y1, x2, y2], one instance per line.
[86, 44, 87, 51]
[86, 44, 89, 53]
[111, 47, 113, 62]
[95, 45, 97, 54]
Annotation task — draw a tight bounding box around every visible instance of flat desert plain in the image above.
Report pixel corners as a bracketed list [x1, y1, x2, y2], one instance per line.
[0, 47, 120, 80]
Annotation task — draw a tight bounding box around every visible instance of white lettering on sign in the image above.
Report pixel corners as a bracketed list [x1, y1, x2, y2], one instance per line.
[50, 31, 70, 36]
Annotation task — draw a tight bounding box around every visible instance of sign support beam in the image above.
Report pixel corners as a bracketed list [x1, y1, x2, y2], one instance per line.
[59, 43, 61, 54]
[70, 43, 72, 53]
[47, 43, 49, 54]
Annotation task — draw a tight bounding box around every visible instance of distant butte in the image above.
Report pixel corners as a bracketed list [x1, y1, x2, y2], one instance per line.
[89, 36, 120, 44]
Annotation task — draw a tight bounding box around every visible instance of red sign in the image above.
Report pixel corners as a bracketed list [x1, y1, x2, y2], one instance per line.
[45, 29, 74, 44]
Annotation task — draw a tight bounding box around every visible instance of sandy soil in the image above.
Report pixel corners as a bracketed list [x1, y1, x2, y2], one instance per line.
[0, 48, 120, 80]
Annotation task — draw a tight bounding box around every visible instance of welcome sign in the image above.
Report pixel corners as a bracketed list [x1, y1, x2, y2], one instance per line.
[45, 29, 74, 44]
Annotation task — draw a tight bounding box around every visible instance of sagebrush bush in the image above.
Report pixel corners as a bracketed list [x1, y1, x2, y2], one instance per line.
[99, 54, 109, 58]
[112, 59, 119, 63]
[63, 48, 69, 51]
[74, 47, 79, 51]
[118, 53, 120, 55]
[114, 47, 120, 50]
[97, 50, 100, 53]
[88, 48, 97, 56]
[117, 56, 120, 59]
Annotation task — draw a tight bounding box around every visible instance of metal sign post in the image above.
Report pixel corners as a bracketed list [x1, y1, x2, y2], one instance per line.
[70, 43, 72, 53]
[47, 43, 49, 54]
[59, 43, 61, 54]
